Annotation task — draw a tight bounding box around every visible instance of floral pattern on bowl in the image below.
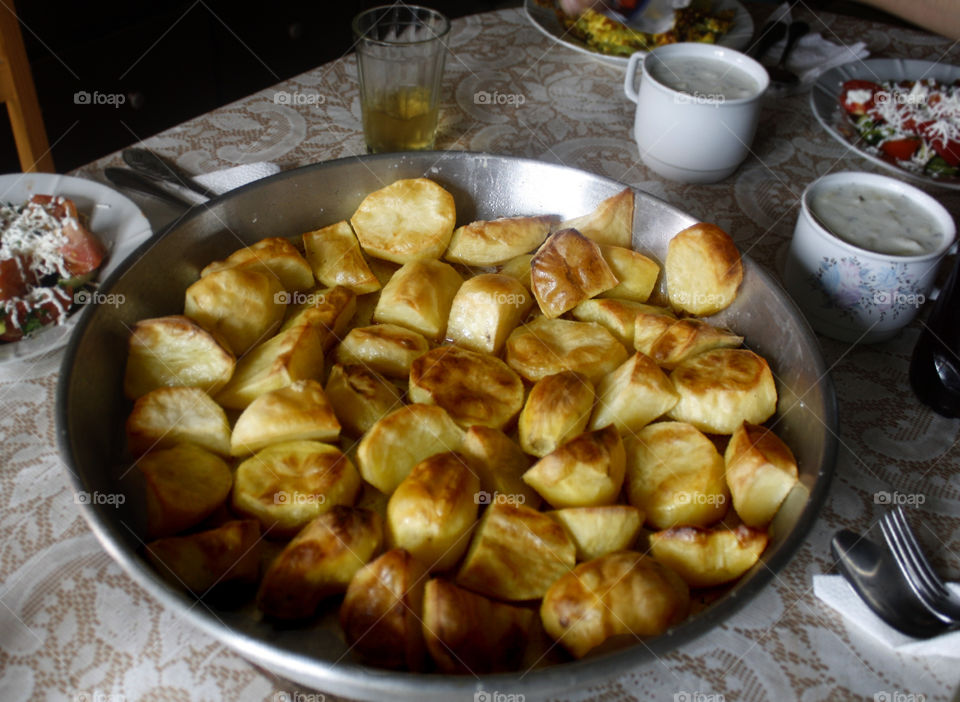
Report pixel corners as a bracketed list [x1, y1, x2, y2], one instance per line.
[808, 256, 927, 323]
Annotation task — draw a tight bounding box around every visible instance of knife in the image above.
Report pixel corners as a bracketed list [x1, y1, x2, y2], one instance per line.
[104, 167, 197, 210]
[122, 147, 218, 200]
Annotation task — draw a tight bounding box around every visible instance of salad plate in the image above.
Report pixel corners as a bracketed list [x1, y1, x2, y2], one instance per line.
[811, 58, 960, 190]
[0, 172, 152, 363]
[523, 0, 754, 68]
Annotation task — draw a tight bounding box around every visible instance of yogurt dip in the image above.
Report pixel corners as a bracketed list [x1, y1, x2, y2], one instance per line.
[648, 56, 759, 100]
[809, 182, 944, 257]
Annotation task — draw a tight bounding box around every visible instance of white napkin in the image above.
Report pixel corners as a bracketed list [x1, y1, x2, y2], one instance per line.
[814, 575, 960, 657]
[192, 161, 281, 196]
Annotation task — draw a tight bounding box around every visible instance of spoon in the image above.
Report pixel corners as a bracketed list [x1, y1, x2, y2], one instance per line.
[831, 529, 950, 638]
[768, 21, 810, 85]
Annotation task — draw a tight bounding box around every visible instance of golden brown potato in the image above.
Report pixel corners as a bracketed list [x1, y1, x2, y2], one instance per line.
[231, 440, 362, 536]
[589, 353, 679, 434]
[648, 318, 744, 370]
[139, 443, 234, 538]
[340, 548, 428, 670]
[633, 305, 678, 356]
[522, 425, 625, 508]
[456, 502, 575, 601]
[408, 345, 525, 430]
[459, 425, 538, 508]
[356, 403, 465, 494]
[302, 220, 381, 294]
[571, 297, 659, 348]
[124, 315, 235, 399]
[499, 253, 533, 290]
[230, 379, 341, 456]
[665, 223, 743, 316]
[373, 259, 463, 341]
[257, 506, 383, 618]
[356, 482, 390, 520]
[547, 505, 643, 561]
[446, 273, 532, 355]
[184, 268, 285, 355]
[505, 317, 629, 383]
[540, 551, 689, 658]
[335, 323, 429, 378]
[444, 214, 556, 266]
[279, 285, 357, 351]
[386, 452, 480, 571]
[324, 363, 404, 436]
[559, 188, 634, 248]
[201, 237, 315, 292]
[422, 578, 536, 674]
[649, 524, 769, 588]
[350, 178, 456, 263]
[518, 371, 594, 458]
[724, 421, 799, 527]
[667, 348, 777, 434]
[625, 421, 729, 530]
[598, 244, 659, 302]
[530, 228, 619, 318]
[126, 386, 231, 456]
[215, 322, 325, 410]
[145, 519, 261, 592]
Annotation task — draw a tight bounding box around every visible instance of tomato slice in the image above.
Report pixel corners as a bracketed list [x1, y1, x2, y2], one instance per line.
[841, 80, 881, 115]
[932, 138, 960, 167]
[880, 137, 922, 161]
[60, 220, 106, 276]
[0, 258, 27, 300]
[0, 286, 73, 341]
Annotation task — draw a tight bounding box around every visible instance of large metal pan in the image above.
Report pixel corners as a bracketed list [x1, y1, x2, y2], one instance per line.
[56, 152, 837, 701]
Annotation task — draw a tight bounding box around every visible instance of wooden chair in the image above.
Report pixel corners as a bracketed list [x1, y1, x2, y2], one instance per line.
[0, 1, 53, 172]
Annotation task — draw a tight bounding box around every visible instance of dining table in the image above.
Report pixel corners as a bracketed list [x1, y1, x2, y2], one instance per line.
[2, 2, 959, 701]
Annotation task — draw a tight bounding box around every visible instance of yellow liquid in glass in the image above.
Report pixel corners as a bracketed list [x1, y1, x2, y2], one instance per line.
[363, 86, 438, 153]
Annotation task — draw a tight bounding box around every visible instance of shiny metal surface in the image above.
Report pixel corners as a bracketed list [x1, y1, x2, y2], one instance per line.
[122, 147, 218, 199]
[104, 166, 196, 210]
[57, 152, 838, 701]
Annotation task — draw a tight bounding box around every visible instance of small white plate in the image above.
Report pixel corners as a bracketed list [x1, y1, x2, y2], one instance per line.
[0, 172, 152, 364]
[524, 0, 754, 68]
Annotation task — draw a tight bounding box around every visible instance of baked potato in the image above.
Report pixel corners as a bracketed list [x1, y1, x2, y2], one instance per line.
[518, 371, 595, 458]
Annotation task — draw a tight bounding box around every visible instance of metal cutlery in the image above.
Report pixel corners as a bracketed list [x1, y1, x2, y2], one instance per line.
[880, 506, 960, 625]
[122, 147, 217, 200]
[768, 21, 809, 85]
[749, 20, 787, 61]
[104, 166, 196, 210]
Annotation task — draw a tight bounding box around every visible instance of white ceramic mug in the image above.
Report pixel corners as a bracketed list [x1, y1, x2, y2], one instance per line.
[783, 172, 956, 344]
[623, 43, 769, 183]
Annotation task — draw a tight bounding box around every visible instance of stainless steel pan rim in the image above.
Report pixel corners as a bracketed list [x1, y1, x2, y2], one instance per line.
[56, 151, 837, 701]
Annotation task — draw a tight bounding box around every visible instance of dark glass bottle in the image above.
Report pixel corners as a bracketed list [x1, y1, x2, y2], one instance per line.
[910, 254, 960, 417]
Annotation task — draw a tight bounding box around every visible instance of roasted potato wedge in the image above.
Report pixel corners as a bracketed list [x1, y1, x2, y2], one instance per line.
[350, 178, 456, 263]
[124, 315, 235, 399]
[444, 214, 555, 266]
[633, 305, 678, 356]
[522, 425, 625, 509]
[667, 348, 777, 434]
[335, 323, 429, 378]
[571, 297, 658, 348]
[139, 443, 234, 538]
[456, 502, 575, 601]
[589, 353, 679, 434]
[201, 236, 315, 292]
[540, 551, 689, 658]
[648, 318, 744, 370]
[257, 506, 383, 618]
[460, 425, 538, 507]
[126, 386, 231, 456]
[184, 268, 285, 355]
[386, 452, 480, 571]
[145, 519, 261, 592]
[559, 188, 634, 248]
[499, 253, 533, 290]
[665, 222, 743, 316]
[724, 421, 799, 527]
[302, 220, 381, 294]
[518, 371, 595, 458]
[340, 548, 428, 670]
[649, 524, 768, 588]
[230, 379, 340, 456]
[324, 363, 404, 437]
[530, 228, 619, 318]
[598, 244, 659, 302]
[546, 505, 643, 561]
[408, 345, 525, 430]
[422, 578, 536, 674]
[625, 421, 729, 530]
[231, 440, 362, 536]
[373, 259, 463, 341]
[279, 285, 357, 351]
[446, 273, 532, 355]
[356, 403, 465, 494]
[505, 316, 628, 383]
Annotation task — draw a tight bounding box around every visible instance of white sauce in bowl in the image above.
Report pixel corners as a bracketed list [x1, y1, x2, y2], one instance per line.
[809, 183, 944, 256]
[649, 56, 759, 100]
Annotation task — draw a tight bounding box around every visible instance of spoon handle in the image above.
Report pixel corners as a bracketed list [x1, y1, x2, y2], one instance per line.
[778, 21, 810, 67]
[749, 20, 787, 60]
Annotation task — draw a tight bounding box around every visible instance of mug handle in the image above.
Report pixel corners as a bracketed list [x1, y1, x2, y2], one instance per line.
[624, 51, 644, 103]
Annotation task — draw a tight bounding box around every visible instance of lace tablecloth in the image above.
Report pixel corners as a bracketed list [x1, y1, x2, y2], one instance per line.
[3, 5, 960, 701]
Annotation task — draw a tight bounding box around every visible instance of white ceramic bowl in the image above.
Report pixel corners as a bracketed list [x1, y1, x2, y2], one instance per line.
[624, 43, 769, 183]
[783, 171, 956, 343]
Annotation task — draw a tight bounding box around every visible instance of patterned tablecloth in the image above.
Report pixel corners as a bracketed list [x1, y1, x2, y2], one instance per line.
[2, 4, 959, 701]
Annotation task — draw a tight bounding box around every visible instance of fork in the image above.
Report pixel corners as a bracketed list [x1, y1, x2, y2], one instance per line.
[879, 506, 960, 625]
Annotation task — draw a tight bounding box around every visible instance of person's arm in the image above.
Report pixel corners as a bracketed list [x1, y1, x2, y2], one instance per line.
[852, 0, 960, 39]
